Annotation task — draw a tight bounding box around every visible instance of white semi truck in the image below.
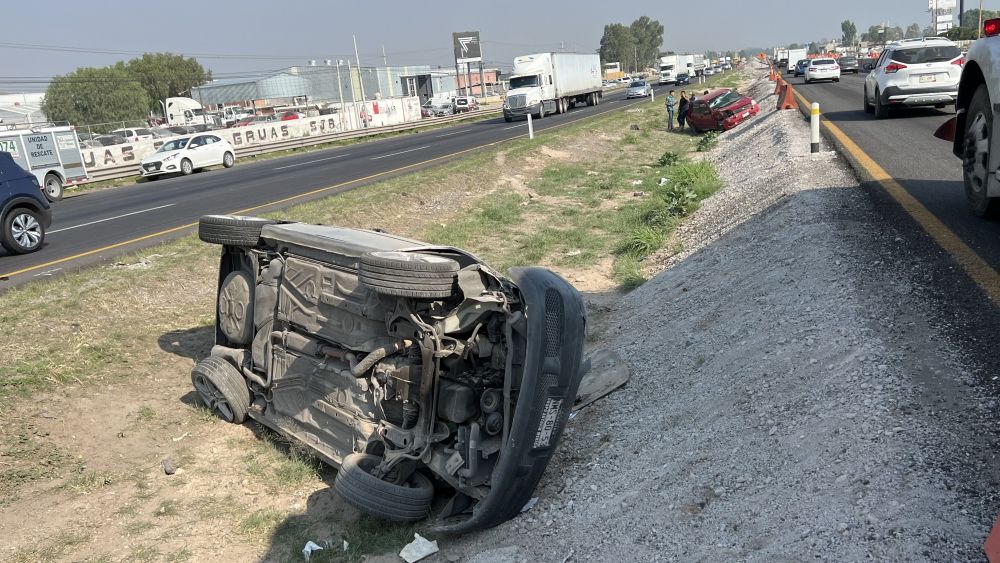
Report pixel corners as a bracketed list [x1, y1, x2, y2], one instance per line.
[503, 52, 603, 122]
[162, 97, 220, 129]
[659, 55, 679, 84]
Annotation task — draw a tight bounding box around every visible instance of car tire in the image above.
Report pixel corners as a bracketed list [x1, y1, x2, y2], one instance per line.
[962, 84, 999, 217]
[537, 103, 545, 119]
[198, 214, 277, 247]
[181, 158, 193, 175]
[43, 173, 63, 202]
[834, 78, 840, 82]
[504, 116, 513, 123]
[191, 356, 250, 424]
[223, 152, 235, 168]
[873, 89, 888, 119]
[1, 207, 45, 254]
[334, 453, 433, 522]
[218, 270, 255, 345]
[863, 87, 874, 114]
[358, 251, 459, 299]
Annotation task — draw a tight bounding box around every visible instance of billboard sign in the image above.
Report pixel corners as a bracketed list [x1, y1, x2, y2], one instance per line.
[453, 31, 482, 64]
[928, 0, 956, 9]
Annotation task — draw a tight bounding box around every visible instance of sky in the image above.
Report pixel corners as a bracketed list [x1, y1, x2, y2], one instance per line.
[0, 0, 950, 92]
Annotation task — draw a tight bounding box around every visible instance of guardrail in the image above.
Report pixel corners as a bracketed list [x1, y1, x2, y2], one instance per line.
[84, 107, 503, 184]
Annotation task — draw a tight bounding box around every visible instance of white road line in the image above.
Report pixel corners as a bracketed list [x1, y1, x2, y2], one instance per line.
[435, 129, 468, 138]
[371, 145, 430, 160]
[49, 204, 176, 234]
[273, 153, 351, 170]
[503, 124, 525, 130]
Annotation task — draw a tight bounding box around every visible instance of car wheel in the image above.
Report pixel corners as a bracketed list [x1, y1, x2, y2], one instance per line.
[358, 251, 459, 299]
[223, 152, 235, 168]
[43, 173, 63, 202]
[834, 78, 840, 82]
[181, 158, 193, 175]
[863, 86, 873, 113]
[218, 270, 255, 345]
[334, 453, 433, 522]
[962, 84, 999, 217]
[191, 356, 250, 424]
[1, 207, 45, 254]
[873, 89, 888, 119]
[504, 116, 513, 123]
[198, 214, 277, 247]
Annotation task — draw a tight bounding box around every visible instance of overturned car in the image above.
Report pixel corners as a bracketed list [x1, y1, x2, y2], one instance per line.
[191, 215, 587, 532]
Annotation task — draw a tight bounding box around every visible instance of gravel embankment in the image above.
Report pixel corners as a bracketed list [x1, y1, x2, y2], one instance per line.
[451, 66, 1000, 562]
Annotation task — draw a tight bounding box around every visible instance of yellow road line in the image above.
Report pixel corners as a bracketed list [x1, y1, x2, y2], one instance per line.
[1, 97, 640, 281]
[791, 88, 1000, 303]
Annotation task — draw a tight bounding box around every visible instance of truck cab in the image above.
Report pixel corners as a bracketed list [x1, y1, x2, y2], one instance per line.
[659, 56, 678, 85]
[504, 55, 555, 121]
[163, 97, 219, 129]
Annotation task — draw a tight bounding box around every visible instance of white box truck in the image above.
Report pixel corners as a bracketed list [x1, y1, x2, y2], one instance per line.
[503, 52, 603, 122]
[0, 124, 87, 201]
[691, 54, 707, 76]
[658, 55, 679, 84]
[786, 48, 807, 73]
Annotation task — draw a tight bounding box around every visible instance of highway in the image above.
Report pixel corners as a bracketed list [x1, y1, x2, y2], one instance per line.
[0, 86, 662, 288]
[792, 72, 1000, 274]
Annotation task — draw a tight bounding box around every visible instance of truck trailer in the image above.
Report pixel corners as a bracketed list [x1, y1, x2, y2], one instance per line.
[503, 52, 603, 122]
[786, 48, 808, 73]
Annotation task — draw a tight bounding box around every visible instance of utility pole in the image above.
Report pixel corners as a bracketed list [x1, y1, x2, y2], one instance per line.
[382, 45, 394, 97]
[336, 60, 344, 105]
[353, 34, 365, 102]
[960, 0, 965, 29]
[980, 0, 985, 38]
[634, 45, 638, 74]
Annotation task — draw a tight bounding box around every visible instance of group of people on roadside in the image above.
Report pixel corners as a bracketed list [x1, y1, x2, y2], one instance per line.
[664, 89, 710, 132]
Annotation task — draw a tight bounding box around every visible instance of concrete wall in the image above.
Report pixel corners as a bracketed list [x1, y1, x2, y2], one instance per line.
[81, 97, 424, 172]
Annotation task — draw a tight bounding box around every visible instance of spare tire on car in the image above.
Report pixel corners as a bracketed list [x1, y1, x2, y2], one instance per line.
[358, 251, 459, 299]
[199, 215, 276, 247]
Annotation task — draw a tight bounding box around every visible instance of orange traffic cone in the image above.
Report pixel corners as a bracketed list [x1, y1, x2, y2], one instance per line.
[778, 83, 797, 110]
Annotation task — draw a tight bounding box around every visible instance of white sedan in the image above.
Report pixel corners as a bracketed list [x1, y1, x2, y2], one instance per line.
[140, 134, 236, 180]
[804, 58, 841, 84]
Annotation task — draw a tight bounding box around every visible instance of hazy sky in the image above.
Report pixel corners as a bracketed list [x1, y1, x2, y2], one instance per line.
[0, 0, 946, 91]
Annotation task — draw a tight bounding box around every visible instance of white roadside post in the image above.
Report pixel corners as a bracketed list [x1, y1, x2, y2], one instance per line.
[527, 112, 534, 139]
[810, 102, 820, 153]
[651, 87, 655, 103]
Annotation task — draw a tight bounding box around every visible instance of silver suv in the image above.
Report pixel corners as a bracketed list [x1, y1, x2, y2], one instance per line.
[864, 37, 963, 118]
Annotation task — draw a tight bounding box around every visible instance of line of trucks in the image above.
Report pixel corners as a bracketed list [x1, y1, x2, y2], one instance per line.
[773, 48, 809, 74]
[657, 54, 715, 85]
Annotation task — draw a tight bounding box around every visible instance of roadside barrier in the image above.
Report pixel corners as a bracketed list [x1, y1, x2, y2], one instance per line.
[778, 83, 797, 110]
[83, 107, 503, 184]
[774, 77, 783, 96]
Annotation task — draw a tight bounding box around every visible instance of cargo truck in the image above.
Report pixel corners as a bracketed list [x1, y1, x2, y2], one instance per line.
[503, 52, 603, 122]
[691, 54, 707, 76]
[0, 124, 87, 201]
[659, 55, 679, 85]
[786, 48, 808, 73]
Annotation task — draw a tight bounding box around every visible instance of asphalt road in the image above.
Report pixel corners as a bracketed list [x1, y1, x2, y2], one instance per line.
[0, 85, 665, 289]
[792, 71, 1000, 273]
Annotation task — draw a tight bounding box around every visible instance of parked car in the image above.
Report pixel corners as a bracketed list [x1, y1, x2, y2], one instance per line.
[804, 58, 841, 83]
[167, 125, 198, 135]
[685, 88, 760, 132]
[94, 135, 127, 146]
[453, 96, 479, 113]
[191, 214, 586, 531]
[794, 59, 810, 77]
[150, 127, 177, 139]
[626, 80, 652, 98]
[932, 17, 1000, 216]
[234, 115, 277, 127]
[421, 99, 454, 117]
[279, 111, 304, 121]
[139, 134, 235, 179]
[111, 127, 154, 142]
[865, 37, 962, 119]
[839, 56, 860, 73]
[704, 67, 717, 76]
[0, 151, 51, 255]
[675, 73, 691, 85]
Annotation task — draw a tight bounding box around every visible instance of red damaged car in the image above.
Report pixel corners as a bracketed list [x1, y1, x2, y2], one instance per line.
[686, 88, 759, 133]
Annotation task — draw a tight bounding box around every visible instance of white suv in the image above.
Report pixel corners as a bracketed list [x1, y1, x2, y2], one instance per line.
[864, 37, 963, 119]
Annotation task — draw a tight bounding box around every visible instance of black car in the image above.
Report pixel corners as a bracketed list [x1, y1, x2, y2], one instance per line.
[675, 73, 691, 85]
[0, 151, 51, 254]
[839, 56, 859, 73]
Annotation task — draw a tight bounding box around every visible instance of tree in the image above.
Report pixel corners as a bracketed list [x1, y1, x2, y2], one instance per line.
[905, 23, 922, 38]
[629, 16, 665, 70]
[120, 53, 211, 112]
[599, 23, 635, 70]
[944, 26, 979, 40]
[788, 43, 802, 50]
[842, 20, 858, 46]
[41, 66, 150, 129]
[923, 25, 937, 37]
[961, 9, 1000, 28]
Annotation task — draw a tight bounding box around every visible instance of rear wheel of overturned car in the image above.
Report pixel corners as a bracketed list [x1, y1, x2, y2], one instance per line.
[962, 84, 999, 217]
[334, 453, 434, 522]
[191, 356, 250, 424]
[218, 270, 255, 345]
[43, 173, 63, 202]
[198, 215, 276, 247]
[358, 251, 459, 299]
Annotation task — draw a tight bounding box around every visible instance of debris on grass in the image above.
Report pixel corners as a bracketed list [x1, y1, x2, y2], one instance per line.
[399, 533, 439, 563]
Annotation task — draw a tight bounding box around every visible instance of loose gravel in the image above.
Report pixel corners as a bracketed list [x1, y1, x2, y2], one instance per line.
[449, 64, 1000, 562]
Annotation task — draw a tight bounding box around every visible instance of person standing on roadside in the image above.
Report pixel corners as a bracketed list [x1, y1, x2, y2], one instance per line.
[665, 90, 677, 131]
[677, 91, 690, 131]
